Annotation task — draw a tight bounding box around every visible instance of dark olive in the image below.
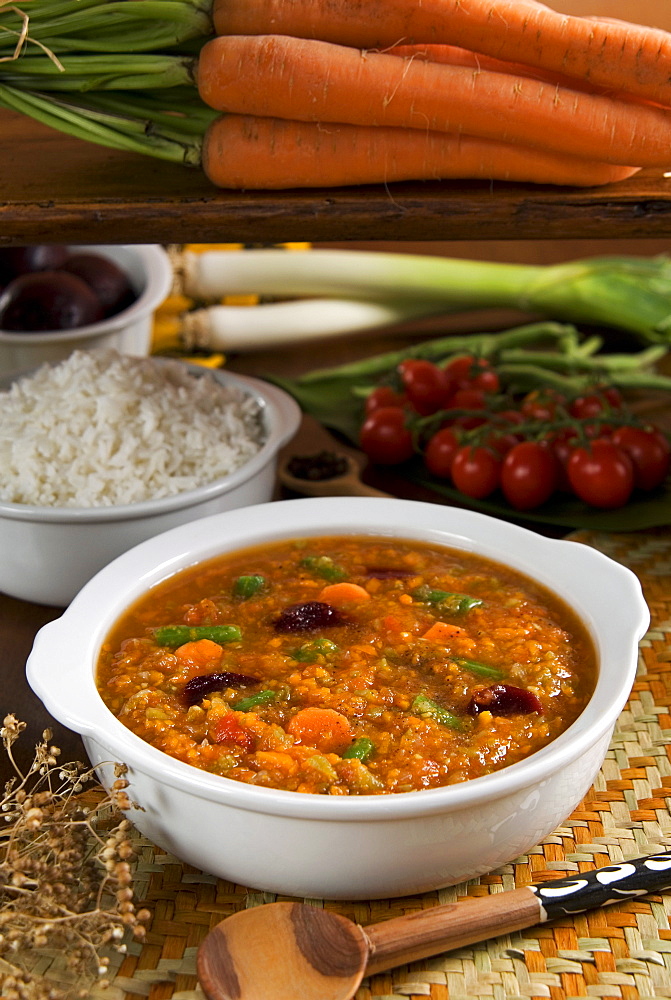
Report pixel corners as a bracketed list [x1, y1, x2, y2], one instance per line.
[0, 271, 105, 332]
[0, 245, 69, 283]
[63, 252, 136, 316]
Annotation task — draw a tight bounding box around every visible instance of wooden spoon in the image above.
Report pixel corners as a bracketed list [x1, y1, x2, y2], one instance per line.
[278, 450, 391, 498]
[197, 853, 671, 1000]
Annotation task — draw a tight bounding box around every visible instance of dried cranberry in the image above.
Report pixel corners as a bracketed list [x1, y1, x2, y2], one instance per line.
[273, 601, 348, 633]
[182, 671, 259, 706]
[467, 684, 543, 717]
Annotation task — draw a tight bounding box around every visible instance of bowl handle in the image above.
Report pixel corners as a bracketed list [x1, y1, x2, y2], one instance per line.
[26, 616, 103, 737]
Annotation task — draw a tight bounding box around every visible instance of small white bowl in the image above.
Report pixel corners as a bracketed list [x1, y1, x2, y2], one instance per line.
[26, 497, 649, 899]
[0, 368, 300, 606]
[0, 245, 172, 377]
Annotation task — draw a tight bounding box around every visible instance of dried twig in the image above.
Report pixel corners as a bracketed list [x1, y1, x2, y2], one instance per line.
[0, 715, 150, 1000]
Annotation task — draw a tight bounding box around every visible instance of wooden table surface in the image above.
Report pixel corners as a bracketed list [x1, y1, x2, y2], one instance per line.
[3, 110, 671, 245]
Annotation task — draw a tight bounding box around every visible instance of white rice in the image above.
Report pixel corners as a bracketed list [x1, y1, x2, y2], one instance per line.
[0, 349, 266, 508]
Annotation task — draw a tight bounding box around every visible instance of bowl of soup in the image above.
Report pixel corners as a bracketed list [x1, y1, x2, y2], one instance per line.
[26, 497, 649, 899]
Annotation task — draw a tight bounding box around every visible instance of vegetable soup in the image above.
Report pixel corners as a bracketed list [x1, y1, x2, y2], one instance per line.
[96, 535, 596, 795]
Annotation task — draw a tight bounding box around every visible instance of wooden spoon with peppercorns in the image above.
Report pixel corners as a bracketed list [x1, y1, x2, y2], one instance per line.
[279, 450, 391, 498]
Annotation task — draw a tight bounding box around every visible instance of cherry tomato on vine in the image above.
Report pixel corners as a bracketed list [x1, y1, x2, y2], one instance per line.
[567, 439, 634, 509]
[451, 412, 488, 431]
[443, 355, 476, 387]
[483, 411, 527, 456]
[583, 420, 614, 439]
[483, 425, 520, 458]
[397, 359, 451, 416]
[451, 445, 501, 499]
[569, 387, 621, 421]
[594, 383, 624, 409]
[444, 354, 498, 391]
[467, 363, 500, 394]
[423, 427, 461, 479]
[520, 388, 566, 421]
[497, 408, 526, 427]
[610, 425, 670, 491]
[500, 441, 559, 511]
[545, 427, 579, 492]
[365, 385, 407, 415]
[359, 406, 415, 465]
[450, 386, 488, 410]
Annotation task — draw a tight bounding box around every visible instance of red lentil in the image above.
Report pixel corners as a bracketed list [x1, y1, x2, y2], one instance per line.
[96, 535, 596, 795]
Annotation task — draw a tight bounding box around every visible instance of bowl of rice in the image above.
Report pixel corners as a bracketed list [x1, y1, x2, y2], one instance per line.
[0, 245, 173, 377]
[0, 349, 301, 606]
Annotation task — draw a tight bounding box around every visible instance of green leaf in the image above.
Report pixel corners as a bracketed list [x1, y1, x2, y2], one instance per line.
[270, 374, 366, 442]
[413, 472, 671, 531]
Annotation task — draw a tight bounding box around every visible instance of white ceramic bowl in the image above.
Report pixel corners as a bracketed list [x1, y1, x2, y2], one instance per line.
[0, 367, 300, 606]
[27, 497, 649, 900]
[0, 245, 172, 377]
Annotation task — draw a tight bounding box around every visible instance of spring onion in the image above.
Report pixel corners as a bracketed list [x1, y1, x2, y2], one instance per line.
[176, 247, 671, 347]
[181, 297, 442, 353]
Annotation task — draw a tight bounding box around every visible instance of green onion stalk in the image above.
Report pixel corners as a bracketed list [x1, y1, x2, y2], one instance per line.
[175, 246, 671, 347]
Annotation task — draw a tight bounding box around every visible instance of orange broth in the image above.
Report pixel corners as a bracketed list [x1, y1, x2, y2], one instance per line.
[96, 535, 596, 795]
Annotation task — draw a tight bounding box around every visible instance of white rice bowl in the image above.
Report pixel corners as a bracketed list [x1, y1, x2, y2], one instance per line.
[0, 349, 266, 507]
[0, 350, 301, 605]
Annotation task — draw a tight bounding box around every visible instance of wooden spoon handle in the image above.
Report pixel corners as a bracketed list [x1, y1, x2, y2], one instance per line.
[363, 887, 540, 976]
[334, 480, 392, 498]
[363, 853, 671, 976]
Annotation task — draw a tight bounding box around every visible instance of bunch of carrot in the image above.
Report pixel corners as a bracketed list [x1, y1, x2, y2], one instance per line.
[195, 0, 671, 188]
[3, 0, 671, 190]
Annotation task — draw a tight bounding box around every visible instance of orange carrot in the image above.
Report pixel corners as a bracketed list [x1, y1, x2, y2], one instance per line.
[386, 43, 656, 104]
[286, 707, 353, 752]
[202, 114, 640, 189]
[196, 35, 671, 167]
[318, 581, 371, 604]
[211, 0, 671, 108]
[175, 638, 223, 665]
[421, 622, 469, 642]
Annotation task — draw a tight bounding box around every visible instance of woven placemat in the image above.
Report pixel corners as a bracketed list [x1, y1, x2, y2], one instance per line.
[36, 527, 671, 1000]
